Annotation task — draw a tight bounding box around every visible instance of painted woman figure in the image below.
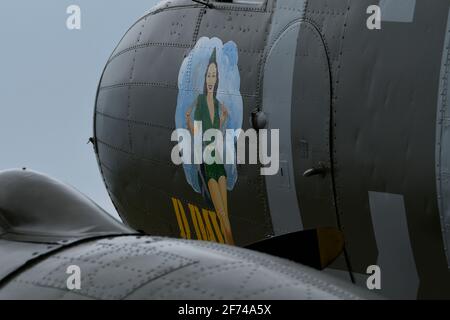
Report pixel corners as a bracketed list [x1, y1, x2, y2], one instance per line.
[185, 48, 234, 245]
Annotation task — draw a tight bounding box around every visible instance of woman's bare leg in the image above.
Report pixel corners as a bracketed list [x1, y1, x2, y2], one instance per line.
[218, 176, 234, 244]
[208, 179, 234, 245]
[218, 176, 228, 216]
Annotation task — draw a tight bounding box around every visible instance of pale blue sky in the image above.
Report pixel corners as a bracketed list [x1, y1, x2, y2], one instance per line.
[0, 1, 160, 220]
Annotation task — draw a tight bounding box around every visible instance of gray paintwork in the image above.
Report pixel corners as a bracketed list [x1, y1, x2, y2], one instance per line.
[379, 0, 416, 23]
[436, 8, 450, 267]
[368, 191, 419, 299]
[0, 169, 133, 283]
[263, 21, 304, 234]
[0, 170, 376, 300]
[90, 0, 450, 299]
[2, 0, 450, 299]
[0, 236, 375, 300]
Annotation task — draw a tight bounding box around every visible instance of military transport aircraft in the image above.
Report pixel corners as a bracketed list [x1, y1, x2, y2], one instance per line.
[1, 0, 450, 299]
[0, 169, 374, 299]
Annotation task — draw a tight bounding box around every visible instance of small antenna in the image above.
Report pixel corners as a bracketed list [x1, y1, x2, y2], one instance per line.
[191, 0, 214, 8]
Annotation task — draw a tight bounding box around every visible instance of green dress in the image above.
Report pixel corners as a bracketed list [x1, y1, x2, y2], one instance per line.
[194, 94, 227, 183]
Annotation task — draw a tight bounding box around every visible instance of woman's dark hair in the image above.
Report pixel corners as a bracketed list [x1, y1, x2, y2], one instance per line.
[203, 48, 219, 98]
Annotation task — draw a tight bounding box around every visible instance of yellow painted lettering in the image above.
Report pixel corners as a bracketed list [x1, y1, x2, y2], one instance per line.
[176, 199, 191, 239]
[188, 203, 202, 240]
[208, 210, 225, 244]
[202, 209, 217, 242]
[171, 197, 186, 239]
